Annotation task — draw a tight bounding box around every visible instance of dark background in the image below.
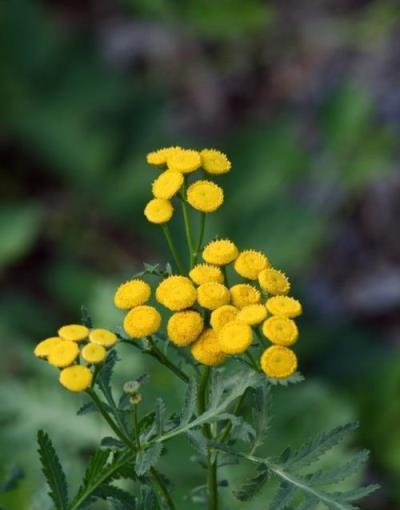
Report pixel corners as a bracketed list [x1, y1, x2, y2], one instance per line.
[1, 0, 400, 508]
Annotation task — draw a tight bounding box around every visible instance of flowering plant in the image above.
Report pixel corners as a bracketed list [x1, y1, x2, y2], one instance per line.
[34, 147, 377, 509]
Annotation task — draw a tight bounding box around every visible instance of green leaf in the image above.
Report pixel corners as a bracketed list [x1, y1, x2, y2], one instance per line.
[76, 402, 98, 416]
[80, 305, 93, 328]
[97, 350, 119, 395]
[135, 444, 163, 476]
[137, 484, 159, 510]
[37, 430, 69, 510]
[233, 464, 269, 501]
[295, 497, 320, 510]
[332, 484, 380, 503]
[155, 398, 166, 437]
[186, 430, 208, 459]
[93, 484, 135, 509]
[100, 437, 125, 450]
[310, 450, 369, 486]
[267, 372, 305, 386]
[269, 482, 295, 510]
[180, 377, 197, 426]
[0, 465, 24, 493]
[250, 382, 271, 454]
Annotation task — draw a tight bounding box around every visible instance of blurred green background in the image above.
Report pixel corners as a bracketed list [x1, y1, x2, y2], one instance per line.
[1, 0, 400, 508]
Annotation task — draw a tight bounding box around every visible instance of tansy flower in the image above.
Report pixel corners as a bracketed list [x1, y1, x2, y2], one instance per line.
[34, 337, 63, 358]
[59, 365, 93, 392]
[200, 149, 231, 175]
[266, 296, 302, 318]
[146, 146, 181, 166]
[81, 343, 107, 364]
[191, 329, 225, 366]
[114, 279, 151, 309]
[234, 249, 269, 280]
[260, 345, 298, 379]
[47, 340, 79, 368]
[218, 321, 253, 355]
[58, 324, 89, 342]
[230, 284, 261, 309]
[144, 198, 173, 224]
[156, 275, 197, 311]
[237, 304, 267, 326]
[167, 149, 201, 174]
[89, 328, 118, 348]
[202, 239, 239, 266]
[123, 305, 161, 338]
[186, 180, 224, 213]
[189, 264, 224, 285]
[152, 170, 184, 199]
[197, 282, 230, 310]
[167, 310, 204, 346]
[258, 268, 290, 295]
[262, 316, 298, 346]
[210, 305, 239, 333]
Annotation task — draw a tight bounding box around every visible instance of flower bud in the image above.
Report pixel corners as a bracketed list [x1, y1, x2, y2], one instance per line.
[129, 393, 142, 405]
[123, 380, 140, 394]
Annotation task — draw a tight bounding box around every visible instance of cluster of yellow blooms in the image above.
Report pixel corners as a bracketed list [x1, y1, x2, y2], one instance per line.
[34, 325, 117, 391]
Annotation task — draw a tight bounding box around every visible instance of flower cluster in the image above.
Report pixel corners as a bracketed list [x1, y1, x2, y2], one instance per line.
[34, 325, 118, 391]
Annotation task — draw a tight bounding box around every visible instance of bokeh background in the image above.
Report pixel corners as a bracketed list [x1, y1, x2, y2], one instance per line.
[1, 0, 400, 508]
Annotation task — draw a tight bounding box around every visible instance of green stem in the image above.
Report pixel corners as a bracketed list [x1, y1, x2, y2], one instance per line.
[151, 467, 177, 510]
[221, 266, 229, 287]
[180, 180, 195, 270]
[147, 336, 189, 383]
[194, 212, 206, 264]
[245, 350, 260, 372]
[162, 224, 185, 274]
[134, 405, 141, 450]
[218, 390, 247, 443]
[255, 327, 269, 348]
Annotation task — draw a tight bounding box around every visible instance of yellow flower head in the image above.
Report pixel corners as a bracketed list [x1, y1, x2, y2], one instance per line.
[266, 296, 302, 318]
[167, 148, 201, 174]
[123, 305, 161, 338]
[47, 340, 80, 368]
[114, 279, 151, 310]
[258, 268, 290, 295]
[200, 149, 231, 175]
[260, 345, 298, 379]
[197, 282, 230, 310]
[156, 275, 197, 311]
[167, 310, 204, 346]
[34, 337, 63, 358]
[146, 146, 181, 166]
[262, 316, 298, 346]
[202, 239, 239, 266]
[230, 284, 261, 309]
[152, 170, 184, 199]
[59, 365, 93, 392]
[218, 321, 253, 354]
[89, 328, 118, 348]
[234, 249, 269, 280]
[144, 198, 173, 224]
[186, 180, 224, 213]
[58, 324, 89, 342]
[81, 343, 107, 364]
[189, 264, 224, 286]
[210, 305, 239, 333]
[191, 328, 225, 366]
[237, 304, 267, 326]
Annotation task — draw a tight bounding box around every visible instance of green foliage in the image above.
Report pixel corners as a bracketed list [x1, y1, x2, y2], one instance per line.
[0, 466, 24, 494]
[233, 464, 269, 502]
[135, 444, 163, 476]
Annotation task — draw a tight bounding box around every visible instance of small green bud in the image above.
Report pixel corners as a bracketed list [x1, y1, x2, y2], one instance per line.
[123, 380, 140, 394]
[129, 393, 142, 405]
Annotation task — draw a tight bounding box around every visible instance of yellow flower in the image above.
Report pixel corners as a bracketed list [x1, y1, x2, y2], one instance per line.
[58, 324, 89, 342]
[197, 282, 230, 310]
[156, 275, 197, 311]
[210, 305, 239, 333]
[230, 284, 261, 309]
[200, 149, 231, 175]
[258, 268, 290, 295]
[167, 148, 201, 174]
[34, 337, 63, 358]
[202, 239, 239, 266]
[237, 304, 267, 326]
[123, 305, 161, 338]
[266, 296, 302, 318]
[191, 329, 225, 366]
[186, 180, 224, 213]
[59, 365, 93, 392]
[262, 316, 298, 346]
[114, 279, 151, 309]
[189, 264, 224, 285]
[234, 249, 269, 280]
[260, 345, 298, 379]
[47, 340, 80, 368]
[89, 328, 118, 347]
[81, 343, 107, 364]
[146, 146, 181, 166]
[167, 310, 204, 346]
[218, 321, 253, 354]
[144, 198, 173, 224]
[152, 170, 184, 199]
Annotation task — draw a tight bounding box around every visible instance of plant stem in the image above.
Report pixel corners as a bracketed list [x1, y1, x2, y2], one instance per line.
[218, 390, 247, 443]
[255, 327, 269, 348]
[180, 180, 195, 270]
[162, 224, 185, 274]
[151, 467, 177, 510]
[147, 336, 189, 383]
[245, 350, 260, 372]
[134, 405, 140, 450]
[221, 266, 229, 287]
[194, 212, 206, 264]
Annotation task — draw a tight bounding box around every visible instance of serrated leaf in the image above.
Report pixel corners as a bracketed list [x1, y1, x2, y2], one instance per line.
[93, 484, 135, 509]
[180, 378, 197, 426]
[155, 398, 166, 437]
[269, 482, 295, 510]
[100, 437, 125, 449]
[135, 444, 163, 476]
[268, 372, 305, 386]
[76, 402, 98, 416]
[310, 450, 369, 486]
[80, 305, 93, 328]
[97, 350, 118, 395]
[137, 484, 159, 510]
[233, 464, 269, 501]
[209, 370, 223, 408]
[332, 484, 380, 503]
[186, 430, 208, 459]
[0, 465, 24, 493]
[37, 430, 68, 510]
[229, 416, 256, 443]
[296, 496, 320, 510]
[250, 382, 271, 454]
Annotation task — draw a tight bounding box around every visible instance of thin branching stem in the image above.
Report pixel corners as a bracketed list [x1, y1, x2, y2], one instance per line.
[180, 179, 195, 270]
[194, 212, 206, 264]
[151, 467, 177, 510]
[161, 224, 185, 274]
[147, 336, 189, 382]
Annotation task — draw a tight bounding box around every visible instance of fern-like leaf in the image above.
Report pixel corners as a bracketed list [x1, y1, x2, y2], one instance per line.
[233, 464, 269, 501]
[94, 484, 135, 509]
[180, 377, 197, 426]
[135, 444, 163, 476]
[155, 398, 166, 437]
[269, 482, 295, 510]
[309, 450, 369, 486]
